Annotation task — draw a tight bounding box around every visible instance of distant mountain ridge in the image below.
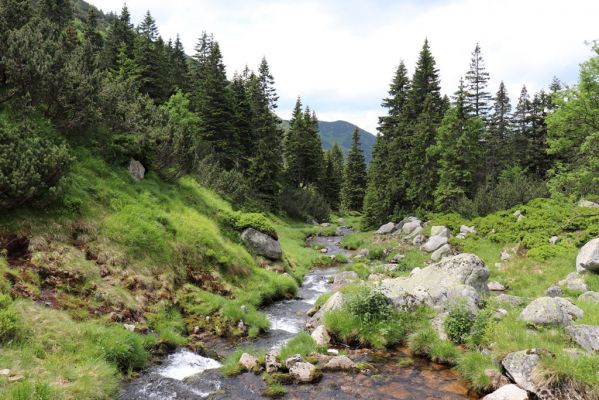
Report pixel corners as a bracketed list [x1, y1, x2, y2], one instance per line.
[280, 119, 376, 163]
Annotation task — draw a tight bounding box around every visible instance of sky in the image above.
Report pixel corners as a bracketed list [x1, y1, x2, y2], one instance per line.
[93, 0, 599, 134]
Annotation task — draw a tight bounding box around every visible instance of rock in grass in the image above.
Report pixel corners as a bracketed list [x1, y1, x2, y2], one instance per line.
[487, 281, 506, 291]
[375, 222, 395, 235]
[565, 324, 599, 352]
[306, 292, 344, 329]
[495, 294, 524, 307]
[578, 199, 599, 208]
[558, 272, 589, 292]
[576, 238, 599, 273]
[265, 350, 281, 373]
[545, 285, 563, 297]
[431, 244, 451, 262]
[240, 228, 282, 260]
[380, 253, 489, 314]
[311, 325, 330, 346]
[289, 361, 319, 383]
[239, 353, 260, 372]
[549, 236, 559, 245]
[501, 350, 541, 393]
[500, 249, 511, 261]
[578, 291, 599, 303]
[332, 271, 358, 289]
[421, 235, 449, 253]
[519, 297, 583, 326]
[285, 354, 304, 369]
[482, 384, 528, 400]
[128, 159, 145, 181]
[323, 355, 355, 370]
[399, 218, 423, 236]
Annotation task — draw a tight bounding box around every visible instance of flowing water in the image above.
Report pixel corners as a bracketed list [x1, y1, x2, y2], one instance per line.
[120, 230, 474, 400]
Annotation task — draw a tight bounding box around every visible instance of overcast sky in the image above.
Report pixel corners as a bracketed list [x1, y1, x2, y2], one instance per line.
[94, 0, 598, 133]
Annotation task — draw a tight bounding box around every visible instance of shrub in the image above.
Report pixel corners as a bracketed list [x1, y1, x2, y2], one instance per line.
[281, 186, 330, 223]
[220, 348, 262, 376]
[342, 263, 369, 279]
[466, 310, 493, 349]
[457, 351, 498, 392]
[221, 210, 277, 239]
[89, 325, 151, 372]
[0, 306, 24, 344]
[444, 307, 474, 344]
[8, 381, 54, 400]
[0, 111, 72, 209]
[408, 327, 438, 356]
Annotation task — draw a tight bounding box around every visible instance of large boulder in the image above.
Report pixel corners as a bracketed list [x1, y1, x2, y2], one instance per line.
[430, 226, 451, 238]
[576, 238, 599, 273]
[421, 235, 449, 253]
[306, 292, 344, 329]
[431, 244, 451, 262]
[332, 271, 359, 290]
[495, 294, 524, 307]
[375, 222, 395, 235]
[502, 351, 541, 394]
[380, 253, 489, 313]
[519, 297, 583, 326]
[288, 362, 319, 383]
[578, 199, 599, 208]
[128, 159, 145, 181]
[400, 218, 423, 236]
[565, 324, 599, 352]
[482, 384, 528, 400]
[323, 355, 355, 371]
[578, 291, 599, 303]
[311, 325, 330, 346]
[502, 350, 586, 400]
[240, 228, 282, 260]
[558, 272, 589, 292]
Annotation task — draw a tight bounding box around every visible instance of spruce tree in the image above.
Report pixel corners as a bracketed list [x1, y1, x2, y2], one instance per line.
[405, 39, 443, 119]
[524, 90, 551, 177]
[511, 85, 532, 167]
[432, 79, 484, 210]
[464, 43, 491, 120]
[170, 35, 189, 92]
[486, 81, 512, 180]
[341, 128, 368, 211]
[322, 143, 344, 209]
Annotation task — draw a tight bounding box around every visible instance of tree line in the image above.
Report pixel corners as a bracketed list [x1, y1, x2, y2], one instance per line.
[361, 40, 598, 228]
[0, 0, 370, 221]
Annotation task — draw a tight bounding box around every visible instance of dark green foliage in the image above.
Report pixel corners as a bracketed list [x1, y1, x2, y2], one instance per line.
[0, 303, 24, 344]
[444, 307, 474, 344]
[321, 144, 344, 209]
[0, 111, 72, 209]
[341, 128, 367, 211]
[89, 324, 152, 372]
[281, 186, 330, 223]
[485, 81, 512, 181]
[464, 43, 491, 120]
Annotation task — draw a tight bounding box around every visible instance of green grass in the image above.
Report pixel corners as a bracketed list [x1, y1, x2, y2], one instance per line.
[342, 263, 370, 279]
[220, 347, 265, 377]
[340, 231, 371, 250]
[279, 332, 323, 362]
[457, 351, 499, 392]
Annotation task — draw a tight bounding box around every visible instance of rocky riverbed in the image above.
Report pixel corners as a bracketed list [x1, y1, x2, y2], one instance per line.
[120, 229, 473, 399]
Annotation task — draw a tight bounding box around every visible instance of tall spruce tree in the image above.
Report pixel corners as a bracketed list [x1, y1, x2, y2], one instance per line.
[170, 35, 189, 92]
[524, 90, 551, 177]
[485, 81, 512, 180]
[464, 43, 491, 119]
[512, 85, 532, 167]
[432, 79, 484, 210]
[341, 128, 368, 211]
[322, 144, 344, 209]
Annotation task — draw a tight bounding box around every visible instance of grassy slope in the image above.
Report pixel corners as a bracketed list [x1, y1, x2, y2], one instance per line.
[0, 150, 321, 399]
[340, 198, 599, 395]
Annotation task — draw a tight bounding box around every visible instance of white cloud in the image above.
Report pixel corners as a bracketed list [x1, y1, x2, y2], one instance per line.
[93, 0, 598, 133]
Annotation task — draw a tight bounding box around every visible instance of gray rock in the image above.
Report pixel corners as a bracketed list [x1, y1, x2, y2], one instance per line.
[430, 226, 451, 238]
[578, 199, 599, 208]
[381, 263, 399, 272]
[411, 234, 425, 246]
[456, 233, 467, 239]
[513, 210, 522, 217]
[578, 291, 599, 303]
[311, 325, 330, 346]
[357, 248, 369, 257]
[549, 236, 559, 245]
[519, 297, 583, 326]
[380, 253, 489, 314]
[545, 285, 563, 297]
[323, 355, 355, 370]
[306, 292, 344, 329]
[400, 219, 423, 236]
[285, 354, 304, 369]
[332, 271, 359, 289]
[265, 350, 281, 373]
[495, 294, 525, 307]
[289, 362, 318, 383]
[376, 222, 395, 235]
[565, 324, 599, 352]
[558, 272, 589, 292]
[517, 214, 525, 223]
[488, 281, 506, 291]
[239, 353, 259, 372]
[240, 228, 282, 260]
[368, 273, 384, 281]
[501, 350, 540, 393]
[460, 225, 478, 236]
[391, 254, 405, 263]
[320, 248, 328, 254]
[128, 159, 145, 181]
[482, 384, 528, 400]
[500, 249, 511, 261]
[493, 308, 508, 320]
[421, 235, 449, 253]
[576, 238, 599, 273]
[404, 226, 424, 241]
[431, 244, 451, 262]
